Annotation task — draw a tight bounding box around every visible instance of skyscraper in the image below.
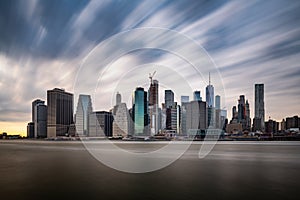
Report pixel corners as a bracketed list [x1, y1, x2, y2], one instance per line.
[89, 111, 113, 137]
[148, 80, 160, 135]
[116, 92, 121, 105]
[112, 92, 130, 137]
[237, 95, 245, 123]
[206, 74, 215, 128]
[34, 102, 47, 138]
[193, 91, 201, 101]
[165, 90, 174, 109]
[186, 101, 207, 133]
[245, 100, 251, 130]
[32, 99, 44, 122]
[31, 99, 46, 138]
[206, 73, 214, 108]
[166, 102, 178, 131]
[215, 95, 221, 129]
[181, 96, 189, 105]
[254, 84, 265, 131]
[149, 80, 159, 106]
[75, 94, 93, 136]
[27, 122, 34, 138]
[215, 95, 220, 109]
[47, 88, 73, 138]
[133, 87, 149, 136]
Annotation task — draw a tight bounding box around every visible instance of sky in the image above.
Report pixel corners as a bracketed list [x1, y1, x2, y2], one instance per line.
[0, 0, 299, 136]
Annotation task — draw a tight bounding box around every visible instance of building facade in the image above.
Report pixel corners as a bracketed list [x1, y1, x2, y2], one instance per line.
[89, 111, 113, 137]
[47, 88, 73, 138]
[75, 94, 93, 136]
[186, 101, 207, 132]
[253, 84, 265, 131]
[34, 102, 47, 138]
[215, 95, 220, 109]
[164, 90, 174, 109]
[113, 102, 130, 137]
[133, 87, 149, 136]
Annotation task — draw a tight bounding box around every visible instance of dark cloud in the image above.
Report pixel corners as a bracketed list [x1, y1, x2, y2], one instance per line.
[0, 0, 90, 59]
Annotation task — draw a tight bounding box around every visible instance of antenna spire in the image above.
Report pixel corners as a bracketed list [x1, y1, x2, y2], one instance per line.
[209, 72, 211, 85]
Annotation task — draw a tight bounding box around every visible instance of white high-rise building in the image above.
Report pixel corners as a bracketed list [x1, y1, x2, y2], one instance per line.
[113, 103, 130, 137]
[112, 93, 130, 137]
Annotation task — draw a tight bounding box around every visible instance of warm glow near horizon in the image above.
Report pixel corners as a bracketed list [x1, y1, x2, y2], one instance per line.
[0, 122, 27, 137]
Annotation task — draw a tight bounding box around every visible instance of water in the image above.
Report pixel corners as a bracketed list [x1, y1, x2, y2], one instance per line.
[1, 140, 299, 200]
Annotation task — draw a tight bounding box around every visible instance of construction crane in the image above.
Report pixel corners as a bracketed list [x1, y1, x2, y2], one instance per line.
[149, 70, 156, 84]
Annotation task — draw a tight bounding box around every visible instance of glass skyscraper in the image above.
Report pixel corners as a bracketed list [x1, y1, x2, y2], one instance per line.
[206, 81, 214, 107]
[75, 94, 93, 136]
[133, 87, 149, 136]
[165, 90, 174, 109]
[193, 91, 201, 101]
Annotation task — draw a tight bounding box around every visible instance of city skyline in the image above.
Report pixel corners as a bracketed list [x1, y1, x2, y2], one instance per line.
[1, 1, 300, 135]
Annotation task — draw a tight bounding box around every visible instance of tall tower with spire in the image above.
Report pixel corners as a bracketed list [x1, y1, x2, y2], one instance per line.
[206, 73, 214, 108]
[206, 73, 215, 128]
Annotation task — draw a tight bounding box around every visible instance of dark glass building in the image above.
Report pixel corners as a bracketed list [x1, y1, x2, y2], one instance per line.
[34, 102, 47, 138]
[32, 99, 44, 122]
[254, 84, 265, 131]
[164, 90, 174, 109]
[193, 91, 201, 101]
[27, 122, 34, 138]
[133, 87, 149, 136]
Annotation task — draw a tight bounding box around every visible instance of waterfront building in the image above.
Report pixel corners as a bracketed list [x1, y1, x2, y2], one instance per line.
[206, 74, 215, 128]
[27, 122, 34, 138]
[253, 84, 265, 131]
[186, 101, 207, 132]
[165, 90, 174, 109]
[286, 115, 299, 129]
[112, 93, 130, 137]
[89, 111, 113, 137]
[148, 80, 160, 135]
[265, 118, 279, 134]
[206, 74, 214, 108]
[75, 94, 93, 136]
[34, 102, 47, 138]
[47, 88, 73, 138]
[133, 87, 149, 136]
